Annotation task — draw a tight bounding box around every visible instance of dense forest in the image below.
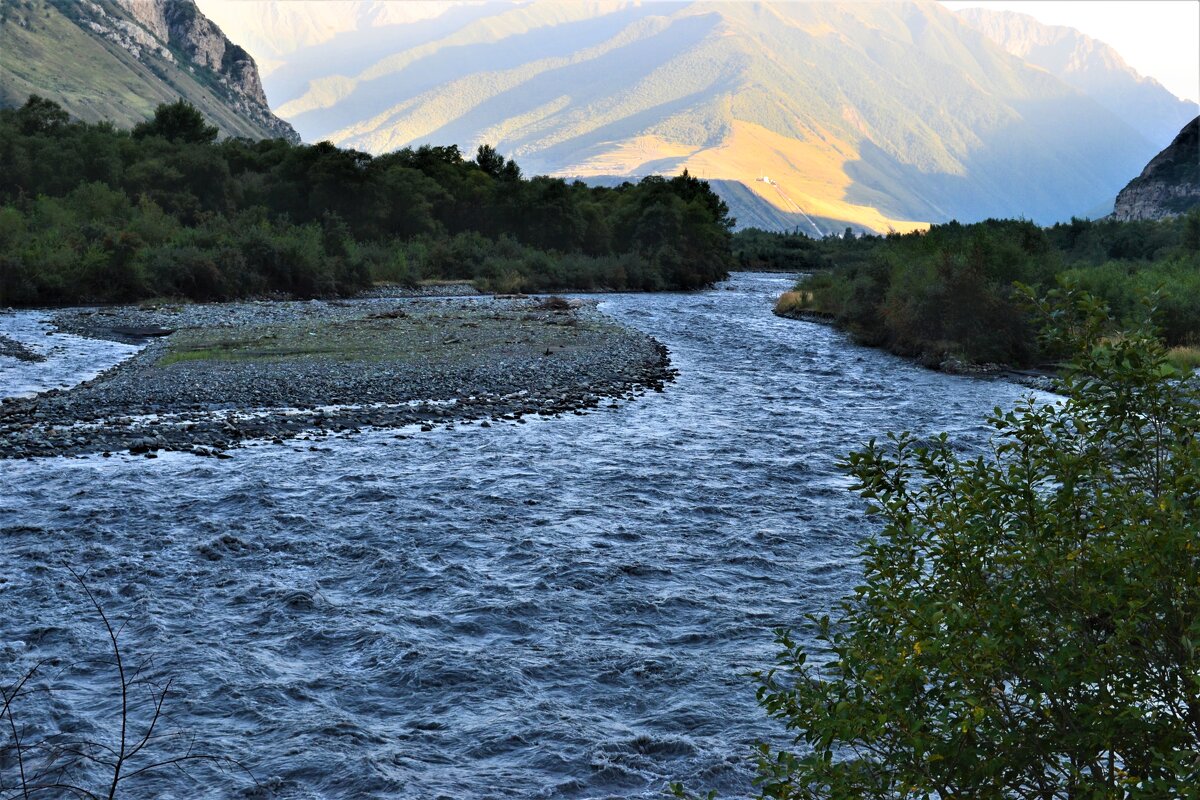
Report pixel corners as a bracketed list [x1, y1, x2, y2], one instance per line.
[0, 98, 734, 305]
[744, 215, 1200, 369]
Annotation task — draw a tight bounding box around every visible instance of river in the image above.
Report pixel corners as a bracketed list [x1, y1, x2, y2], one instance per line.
[0, 273, 1043, 798]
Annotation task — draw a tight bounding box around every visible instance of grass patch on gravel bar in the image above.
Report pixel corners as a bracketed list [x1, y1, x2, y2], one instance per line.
[157, 306, 603, 368]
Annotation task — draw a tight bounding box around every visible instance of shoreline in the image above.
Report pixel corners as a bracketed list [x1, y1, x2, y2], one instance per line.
[774, 307, 1058, 391]
[0, 296, 676, 459]
[0, 333, 46, 363]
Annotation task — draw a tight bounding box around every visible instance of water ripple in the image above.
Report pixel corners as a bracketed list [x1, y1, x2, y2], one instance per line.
[0, 274, 1044, 798]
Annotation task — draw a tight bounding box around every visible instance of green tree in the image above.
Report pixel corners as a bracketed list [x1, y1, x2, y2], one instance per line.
[723, 289, 1200, 798]
[132, 99, 218, 144]
[1184, 209, 1200, 253]
[15, 94, 70, 134]
[0, 98, 733, 304]
[474, 143, 521, 181]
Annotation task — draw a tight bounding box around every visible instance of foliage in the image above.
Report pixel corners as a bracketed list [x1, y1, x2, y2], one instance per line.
[754, 214, 1200, 367]
[773, 291, 809, 317]
[131, 99, 218, 144]
[733, 228, 832, 272]
[1167, 346, 1200, 373]
[710, 290, 1200, 798]
[0, 98, 733, 305]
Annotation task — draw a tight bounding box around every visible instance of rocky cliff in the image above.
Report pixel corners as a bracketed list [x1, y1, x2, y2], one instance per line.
[1113, 117, 1200, 221]
[0, 0, 297, 142]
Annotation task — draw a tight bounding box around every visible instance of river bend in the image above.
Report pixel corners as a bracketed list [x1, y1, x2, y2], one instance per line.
[0, 273, 1042, 798]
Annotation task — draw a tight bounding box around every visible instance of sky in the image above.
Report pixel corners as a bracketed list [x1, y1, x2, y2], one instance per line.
[941, 1, 1200, 103]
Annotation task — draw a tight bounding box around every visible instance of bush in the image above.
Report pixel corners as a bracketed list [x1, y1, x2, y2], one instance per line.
[689, 290, 1200, 798]
[0, 99, 734, 305]
[773, 290, 812, 317]
[783, 216, 1199, 367]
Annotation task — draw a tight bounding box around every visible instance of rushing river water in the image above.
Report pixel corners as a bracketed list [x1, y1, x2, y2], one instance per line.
[1, 274, 1044, 799]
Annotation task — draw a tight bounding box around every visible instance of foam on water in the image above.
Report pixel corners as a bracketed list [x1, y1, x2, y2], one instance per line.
[0, 310, 142, 399]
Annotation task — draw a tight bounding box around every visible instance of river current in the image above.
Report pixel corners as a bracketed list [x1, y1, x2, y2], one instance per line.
[1, 273, 1043, 798]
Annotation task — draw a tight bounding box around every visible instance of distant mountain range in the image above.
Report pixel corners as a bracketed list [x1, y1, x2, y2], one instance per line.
[955, 7, 1196, 217]
[0, 0, 296, 142]
[2, 0, 1194, 232]
[195, 0, 1197, 233]
[955, 8, 1195, 151]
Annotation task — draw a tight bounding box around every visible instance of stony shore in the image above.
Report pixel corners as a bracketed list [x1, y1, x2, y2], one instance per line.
[0, 333, 45, 363]
[0, 296, 675, 459]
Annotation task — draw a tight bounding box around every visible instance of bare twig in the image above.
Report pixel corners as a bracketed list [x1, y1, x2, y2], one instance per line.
[0, 566, 258, 798]
[63, 566, 128, 800]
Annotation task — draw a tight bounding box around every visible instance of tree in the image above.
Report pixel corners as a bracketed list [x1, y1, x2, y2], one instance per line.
[474, 143, 521, 181]
[1184, 209, 1200, 253]
[15, 95, 69, 135]
[132, 100, 218, 144]
[0, 100, 735, 304]
[718, 288, 1200, 798]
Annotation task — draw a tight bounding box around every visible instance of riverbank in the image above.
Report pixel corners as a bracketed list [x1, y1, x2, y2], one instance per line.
[763, 216, 1200, 384]
[0, 333, 45, 363]
[772, 296, 1058, 391]
[0, 296, 674, 459]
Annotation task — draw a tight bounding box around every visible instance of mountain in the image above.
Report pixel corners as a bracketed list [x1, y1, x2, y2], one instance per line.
[195, 1, 466, 80]
[196, 0, 1180, 232]
[1113, 117, 1200, 221]
[0, 0, 297, 142]
[955, 8, 1197, 157]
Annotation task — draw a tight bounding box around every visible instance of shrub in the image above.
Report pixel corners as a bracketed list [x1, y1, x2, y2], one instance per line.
[773, 290, 811, 317]
[781, 216, 1200, 367]
[1167, 345, 1200, 373]
[0, 98, 733, 305]
[680, 290, 1200, 798]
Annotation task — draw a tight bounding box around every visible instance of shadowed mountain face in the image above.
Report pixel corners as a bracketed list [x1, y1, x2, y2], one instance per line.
[0, 0, 296, 142]
[198, 0, 1191, 232]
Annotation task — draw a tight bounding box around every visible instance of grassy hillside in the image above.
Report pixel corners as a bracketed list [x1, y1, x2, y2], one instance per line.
[0, 0, 292, 141]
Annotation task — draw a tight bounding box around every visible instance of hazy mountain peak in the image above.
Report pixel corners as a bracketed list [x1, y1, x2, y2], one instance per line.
[198, 1, 477, 75]
[955, 7, 1197, 147]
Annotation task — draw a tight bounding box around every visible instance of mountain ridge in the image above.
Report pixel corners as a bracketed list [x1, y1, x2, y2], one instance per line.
[195, 0, 1190, 231]
[0, 0, 297, 142]
[955, 7, 1197, 152]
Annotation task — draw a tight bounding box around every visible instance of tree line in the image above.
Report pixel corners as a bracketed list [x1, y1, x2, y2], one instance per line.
[744, 214, 1200, 368]
[0, 98, 734, 305]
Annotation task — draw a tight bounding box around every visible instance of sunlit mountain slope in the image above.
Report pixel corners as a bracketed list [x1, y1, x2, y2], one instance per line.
[1, 0, 296, 141]
[197, 0, 1186, 232]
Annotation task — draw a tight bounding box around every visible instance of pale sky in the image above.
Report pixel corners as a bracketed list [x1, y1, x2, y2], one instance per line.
[941, 1, 1200, 102]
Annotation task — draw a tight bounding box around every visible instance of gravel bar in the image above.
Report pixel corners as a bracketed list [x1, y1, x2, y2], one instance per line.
[0, 333, 45, 363]
[0, 296, 675, 459]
